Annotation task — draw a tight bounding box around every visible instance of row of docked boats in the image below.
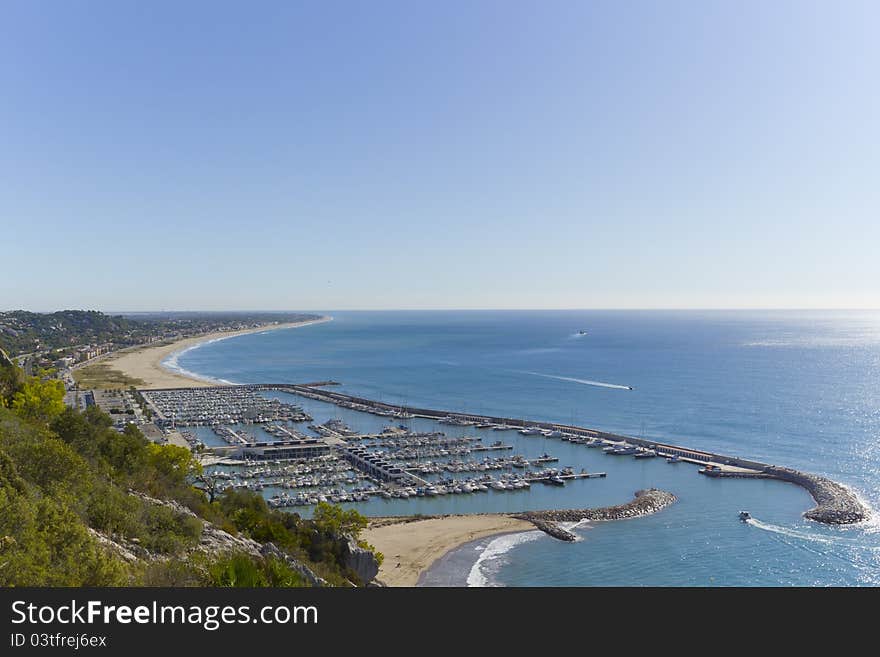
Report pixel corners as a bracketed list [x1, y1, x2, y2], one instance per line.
[602, 441, 657, 458]
[268, 488, 373, 508]
[588, 438, 684, 463]
[143, 387, 312, 427]
[518, 426, 565, 437]
[291, 387, 416, 419]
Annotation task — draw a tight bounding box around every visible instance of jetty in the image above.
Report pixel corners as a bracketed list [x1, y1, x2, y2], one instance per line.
[698, 465, 867, 525]
[369, 489, 678, 543]
[515, 488, 677, 541]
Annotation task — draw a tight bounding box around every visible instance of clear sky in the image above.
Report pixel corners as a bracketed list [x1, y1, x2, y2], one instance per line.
[2, 1, 878, 311]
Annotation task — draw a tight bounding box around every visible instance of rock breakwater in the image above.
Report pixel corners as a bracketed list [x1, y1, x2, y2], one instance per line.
[764, 467, 869, 525]
[513, 489, 677, 541]
[699, 467, 869, 525]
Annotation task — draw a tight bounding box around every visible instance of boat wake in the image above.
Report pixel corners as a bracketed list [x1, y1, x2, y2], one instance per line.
[466, 530, 543, 587]
[517, 370, 632, 391]
[746, 517, 880, 551]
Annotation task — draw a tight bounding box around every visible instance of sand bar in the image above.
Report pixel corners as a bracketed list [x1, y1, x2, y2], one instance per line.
[362, 515, 534, 587]
[83, 316, 331, 389]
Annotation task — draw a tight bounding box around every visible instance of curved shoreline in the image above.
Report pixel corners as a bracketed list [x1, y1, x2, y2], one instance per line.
[99, 316, 332, 389]
[362, 514, 535, 587]
[365, 490, 677, 586]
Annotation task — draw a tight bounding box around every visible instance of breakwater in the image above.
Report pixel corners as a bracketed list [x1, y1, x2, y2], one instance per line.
[514, 489, 678, 541]
[368, 490, 676, 543]
[700, 466, 868, 525]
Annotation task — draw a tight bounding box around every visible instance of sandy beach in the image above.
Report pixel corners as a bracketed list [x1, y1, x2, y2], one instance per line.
[362, 515, 534, 587]
[81, 316, 331, 389]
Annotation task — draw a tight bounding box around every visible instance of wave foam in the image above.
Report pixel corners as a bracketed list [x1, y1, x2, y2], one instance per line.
[466, 530, 543, 587]
[162, 341, 239, 385]
[160, 318, 331, 386]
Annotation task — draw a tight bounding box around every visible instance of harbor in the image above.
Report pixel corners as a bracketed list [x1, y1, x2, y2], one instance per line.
[139, 382, 869, 524]
[140, 387, 615, 515]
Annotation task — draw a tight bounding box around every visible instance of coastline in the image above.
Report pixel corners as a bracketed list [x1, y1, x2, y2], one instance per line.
[365, 490, 677, 587]
[86, 316, 332, 389]
[362, 515, 535, 587]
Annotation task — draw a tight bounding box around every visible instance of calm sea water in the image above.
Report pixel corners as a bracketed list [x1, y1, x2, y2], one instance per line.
[171, 310, 880, 586]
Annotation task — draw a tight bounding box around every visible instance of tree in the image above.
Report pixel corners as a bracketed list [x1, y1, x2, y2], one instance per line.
[196, 471, 225, 503]
[0, 350, 24, 407]
[11, 377, 65, 424]
[146, 442, 202, 485]
[311, 502, 368, 539]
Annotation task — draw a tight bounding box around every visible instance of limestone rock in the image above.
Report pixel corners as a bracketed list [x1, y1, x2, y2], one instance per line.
[342, 536, 379, 585]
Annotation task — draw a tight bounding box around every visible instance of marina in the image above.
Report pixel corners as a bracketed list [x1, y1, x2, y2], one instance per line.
[142, 386, 312, 427]
[141, 382, 868, 525]
[141, 386, 620, 514]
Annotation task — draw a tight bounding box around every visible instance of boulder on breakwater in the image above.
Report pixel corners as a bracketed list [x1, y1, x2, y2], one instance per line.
[700, 466, 869, 525]
[513, 488, 677, 540]
[526, 519, 578, 542]
[763, 467, 869, 525]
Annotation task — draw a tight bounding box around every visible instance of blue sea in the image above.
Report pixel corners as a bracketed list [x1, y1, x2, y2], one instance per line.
[168, 310, 880, 586]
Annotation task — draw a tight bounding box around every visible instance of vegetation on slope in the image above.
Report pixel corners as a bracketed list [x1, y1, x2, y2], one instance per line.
[0, 357, 378, 587]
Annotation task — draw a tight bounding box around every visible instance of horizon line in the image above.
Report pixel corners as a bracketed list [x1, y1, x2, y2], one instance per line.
[6, 307, 880, 314]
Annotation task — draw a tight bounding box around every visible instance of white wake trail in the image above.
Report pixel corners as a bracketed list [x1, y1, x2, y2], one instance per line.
[518, 370, 632, 391]
[746, 518, 880, 551]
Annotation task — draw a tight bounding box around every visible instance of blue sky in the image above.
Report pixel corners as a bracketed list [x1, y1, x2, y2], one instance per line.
[2, 1, 877, 311]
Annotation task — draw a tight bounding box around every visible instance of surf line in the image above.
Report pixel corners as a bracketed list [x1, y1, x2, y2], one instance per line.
[516, 370, 633, 391]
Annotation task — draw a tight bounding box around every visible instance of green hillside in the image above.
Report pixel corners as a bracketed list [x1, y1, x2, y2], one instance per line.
[0, 354, 380, 587]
